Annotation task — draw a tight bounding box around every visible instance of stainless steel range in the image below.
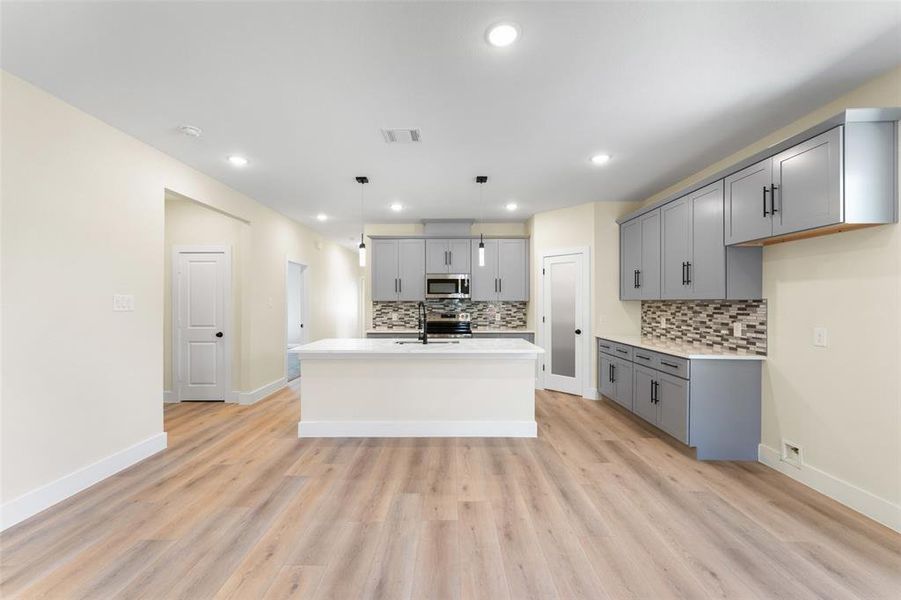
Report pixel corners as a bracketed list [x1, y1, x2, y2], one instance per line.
[425, 312, 472, 338]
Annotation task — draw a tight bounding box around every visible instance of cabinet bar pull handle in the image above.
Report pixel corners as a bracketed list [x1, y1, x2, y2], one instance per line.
[636, 354, 650, 361]
[616, 348, 628, 354]
[498, 279, 502, 293]
[660, 360, 679, 369]
[762, 186, 769, 217]
[398, 279, 402, 293]
[770, 184, 779, 214]
[686, 262, 691, 285]
[681, 262, 686, 285]
[611, 363, 616, 383]
[637, 269, 641, 288]
[608, 364, 613, 382]
[652, 381, 658, 404]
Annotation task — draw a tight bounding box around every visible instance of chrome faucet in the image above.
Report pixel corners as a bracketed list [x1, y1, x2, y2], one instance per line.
[417, 301, 429, 344]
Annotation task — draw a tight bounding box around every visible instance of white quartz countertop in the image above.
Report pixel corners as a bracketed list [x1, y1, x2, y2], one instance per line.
[366, 328, 535, 334]
[596, 334, 766, 361]
[293, 337, 544, 360]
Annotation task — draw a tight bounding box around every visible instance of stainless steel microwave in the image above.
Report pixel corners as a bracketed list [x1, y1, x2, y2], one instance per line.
[425, 273, 470, 299]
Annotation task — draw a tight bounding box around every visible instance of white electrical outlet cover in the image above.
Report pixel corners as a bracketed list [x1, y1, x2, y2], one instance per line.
[733, 322, 742, 337]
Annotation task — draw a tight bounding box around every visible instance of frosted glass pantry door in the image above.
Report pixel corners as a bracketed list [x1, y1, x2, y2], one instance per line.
[542, 252, 584, 395]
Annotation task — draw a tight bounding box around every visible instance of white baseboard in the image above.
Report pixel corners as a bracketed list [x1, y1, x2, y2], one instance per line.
[0, 432, 167, 532]
[583, 387, 599, 401]
[163, 390, 176, 403]
[298, 420, 538, 438]
[758, 444, 900, 533]
[238, 377, 287, 405]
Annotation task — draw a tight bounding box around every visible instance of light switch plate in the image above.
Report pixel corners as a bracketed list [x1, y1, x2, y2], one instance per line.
[733, 322, 742, 337]
[112, 294, 134, 312]
[813, 327, 828, 347]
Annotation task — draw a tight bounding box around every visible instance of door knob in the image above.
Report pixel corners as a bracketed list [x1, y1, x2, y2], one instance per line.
[215, 331, 223, 338]
[574, 329, 582, 335]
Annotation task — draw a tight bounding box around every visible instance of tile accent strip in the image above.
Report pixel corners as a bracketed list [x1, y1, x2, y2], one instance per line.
[372, 300, 528, 330]
[641, 300, 767, 355]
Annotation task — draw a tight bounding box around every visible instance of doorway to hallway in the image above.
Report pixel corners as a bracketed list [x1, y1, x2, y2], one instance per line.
[286, 261, 309, 381]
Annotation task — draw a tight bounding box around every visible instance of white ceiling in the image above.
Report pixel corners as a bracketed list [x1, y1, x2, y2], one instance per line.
[2, 2, 900, 245]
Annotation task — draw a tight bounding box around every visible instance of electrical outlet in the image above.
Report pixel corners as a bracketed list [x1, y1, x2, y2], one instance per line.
[659, 316, 666, 328]
[112, 294, 134, 312]
[495, 312, 502, 323]
[782, 440, 803, 468]
[391, 312, 398, 322]
[733, 322, 742, 337]
[813, 327, 828, 347]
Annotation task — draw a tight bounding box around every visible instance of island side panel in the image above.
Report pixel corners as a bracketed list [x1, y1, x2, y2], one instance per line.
[298, 357, 537, 437]
[689, 359, 762, 460]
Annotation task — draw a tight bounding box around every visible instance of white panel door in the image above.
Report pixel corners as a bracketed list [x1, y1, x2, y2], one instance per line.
[177, 251, 228, 401]
[542, 253, 584, 395]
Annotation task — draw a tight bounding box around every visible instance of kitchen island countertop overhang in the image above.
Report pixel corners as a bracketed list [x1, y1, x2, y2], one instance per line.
[292, 338, 544, 438]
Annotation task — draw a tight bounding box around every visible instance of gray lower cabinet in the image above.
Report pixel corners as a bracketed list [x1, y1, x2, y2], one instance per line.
[632, 365, 657, 424]
[597, 337, 761, 460]
[599, 352, 632, 411]
[620, 210, 660, 300]
[471, 238, 528, 301]
[656, 372, 689, 443]
[371, 239, 425, 301]
[426, 239, 471, 273]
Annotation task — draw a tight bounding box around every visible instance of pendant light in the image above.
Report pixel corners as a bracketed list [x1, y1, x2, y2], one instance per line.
[355, 176, 368, 267]
[475, 176, 488, 267]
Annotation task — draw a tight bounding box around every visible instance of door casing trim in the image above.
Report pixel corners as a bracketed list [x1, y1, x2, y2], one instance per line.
[537, 246, 592, 398]
[171, 245, 233, 402]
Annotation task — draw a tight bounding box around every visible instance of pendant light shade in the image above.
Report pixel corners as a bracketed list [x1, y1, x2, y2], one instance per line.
[476, 175, 488, 267]
[356, 176, 368, 267]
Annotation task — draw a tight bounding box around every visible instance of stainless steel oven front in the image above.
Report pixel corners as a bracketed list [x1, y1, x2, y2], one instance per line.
[425, 273, 471, 299]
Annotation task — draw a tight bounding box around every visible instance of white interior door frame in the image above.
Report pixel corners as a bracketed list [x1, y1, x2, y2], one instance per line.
[537, 246, 592, 398]
[171, 245, 233, 402]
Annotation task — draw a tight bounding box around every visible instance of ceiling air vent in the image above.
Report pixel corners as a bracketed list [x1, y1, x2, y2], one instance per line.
[381, 128, 422, 143]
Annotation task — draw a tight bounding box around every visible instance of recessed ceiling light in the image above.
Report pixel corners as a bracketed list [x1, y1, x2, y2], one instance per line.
[486, 22, 520, 48]
[590, 153, 612, 165]
[316, 213, 328, 221]
[227, 155, 248, 167]
[178, 124, 202, 137]
[505, 202, 518, 211]
[390, 202, 403, 212]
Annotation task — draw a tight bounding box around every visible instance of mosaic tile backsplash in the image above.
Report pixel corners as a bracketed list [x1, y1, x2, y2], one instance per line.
[641, 300, 767, 355]
[372, 300, 528, 330]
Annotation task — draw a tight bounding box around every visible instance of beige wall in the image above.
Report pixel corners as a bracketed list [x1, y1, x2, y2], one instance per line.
[527, 202, 641, 394]
[634, 65, 901, 517]
[1, 71, 359, 505]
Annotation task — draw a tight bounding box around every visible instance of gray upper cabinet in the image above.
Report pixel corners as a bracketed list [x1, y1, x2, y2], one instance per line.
[661, 196, 692, 299]
[662, 181, 730, 299]
[497, 239, 528, 301]
[620, 210, 660, 300]
[397, 239, 426, 300]
[688, 182, 728, 299]
[371, 239, 425, 301]
[772, 127, 842, 236]
[371, 239, 400, 301]
[620, 219, 642, 300]
[470, 239, 498, 301]
[725, 158, 773, 245]
[426, 239, 471, 273]
[471, 238, 528, 301]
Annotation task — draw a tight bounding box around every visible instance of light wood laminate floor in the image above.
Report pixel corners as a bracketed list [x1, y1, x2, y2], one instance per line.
[2, 384, 899, 599]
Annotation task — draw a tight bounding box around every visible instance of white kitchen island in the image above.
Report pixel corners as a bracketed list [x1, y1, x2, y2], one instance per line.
[291, 338, 544, 438]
